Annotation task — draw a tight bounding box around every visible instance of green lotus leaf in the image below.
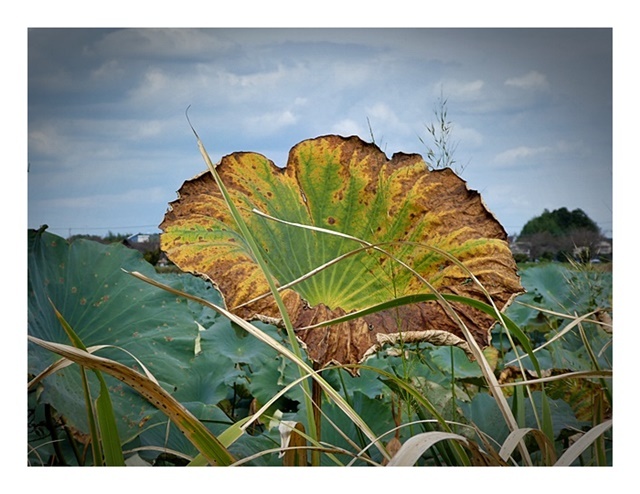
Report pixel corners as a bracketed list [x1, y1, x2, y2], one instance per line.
[161, 135, 523, 369]
[27, 228, 230, 444]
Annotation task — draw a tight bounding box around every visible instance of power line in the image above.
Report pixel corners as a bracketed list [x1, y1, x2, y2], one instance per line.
[49, 224, 160, 231]
[40, 224, 161, 239]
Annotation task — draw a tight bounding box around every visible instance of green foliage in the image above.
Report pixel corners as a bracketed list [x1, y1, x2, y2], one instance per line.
[493, 263, 611, 461]
[103, 231, 132, 243]
[28, 229, 241, 465]
[520, 207, 600, 237]
[518, 208, 606, 262]
[143, 248, 161, 265]
[28, 229, 612, 466]
[28, 103, 612, 466]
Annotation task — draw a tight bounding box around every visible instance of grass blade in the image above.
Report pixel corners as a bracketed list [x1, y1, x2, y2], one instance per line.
[386, 431, 469, 466]
[499, 427, 557, 465]
[554, 420, 612, 466]
[78, 362, 103, 465]
[28, 335, 236, 466]
[49, 301, 125, 466]
[125, 268, 391, 462]
[94, 382, 126, 466]
[186, 117, 322, 462]
[251, 207, 533, 464]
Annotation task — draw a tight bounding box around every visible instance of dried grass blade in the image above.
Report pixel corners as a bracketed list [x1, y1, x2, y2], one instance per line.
[28, 335, 235, 466]
[503, 309, 602, 367]
[554, 420, 612, 466]
[499, 428, 557, 464]
[125, 269, 390, 461]
[251, 207, 532, 464]
[386, 431, 469, 466]
[28, 344, 160, 391]
[186, 119, 322, 461]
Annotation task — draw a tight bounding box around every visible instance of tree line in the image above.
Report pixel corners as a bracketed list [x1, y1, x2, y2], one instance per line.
[513, 207, 610, 262]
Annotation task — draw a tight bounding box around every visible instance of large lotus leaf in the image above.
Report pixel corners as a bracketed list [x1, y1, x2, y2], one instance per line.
[161, 135, 523, 369]
[27, 228, 230, 443]
[511, 264, 612, 320]
[460, 391, 582, 445]
[500, 264, 612, 369]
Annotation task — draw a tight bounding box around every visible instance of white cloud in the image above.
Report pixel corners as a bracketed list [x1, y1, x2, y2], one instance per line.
[330, 61, 376, 88]
[144, 68, 169, 90]
[125, 67, 171, 103]
[505, 70, 549, 90]
[494, 145, 551, 166]
[221, 65, 288, 90]
[29, 125, 68, 159]
[493, 139, 584, 167]
[29, 117, 169, 168]
[434, 79, 484, 101]
[124, 119, 167, 139]
[362, 102, 416, 143]
[124, 61, 299, 113]
[453, 124, 483, 148]
[365, 102, 400, 125]
[244, 110, 298, 135]
[330, 118, 366, 137]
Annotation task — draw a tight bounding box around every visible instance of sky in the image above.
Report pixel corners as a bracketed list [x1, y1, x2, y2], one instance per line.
[26, 27, 613, 239]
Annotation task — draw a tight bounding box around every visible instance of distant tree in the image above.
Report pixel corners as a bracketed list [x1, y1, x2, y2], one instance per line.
[519, 208, 603, 261]
[525, 231, 560, 261]
[103, 231, 132, 243]
[567, 228, 605, 262]
[520, 207, 599, 238]
[68, 234, 103, 243]
[143, 249, 162, 266]
[68, 231, 132, 245]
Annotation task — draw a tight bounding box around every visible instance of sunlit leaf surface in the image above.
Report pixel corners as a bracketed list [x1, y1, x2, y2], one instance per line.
[161, 135, 523, 368]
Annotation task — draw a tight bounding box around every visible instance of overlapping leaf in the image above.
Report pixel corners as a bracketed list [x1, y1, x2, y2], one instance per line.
[161, 135, 523, 368]
[28, 228, 228, 444]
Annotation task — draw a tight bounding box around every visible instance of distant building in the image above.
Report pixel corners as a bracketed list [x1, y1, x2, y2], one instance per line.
[122, 233, 160, 253]
[126, 233, 154, 244]
[122, 233, 163, 265]
[509, 240, 531, 259]
[572, 245, 590, 259]
[572, 237, 613, 262]
[596, 239, 612, 255]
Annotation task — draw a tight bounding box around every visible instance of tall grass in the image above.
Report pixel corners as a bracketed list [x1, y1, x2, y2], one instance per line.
[29, 123, 612, 466]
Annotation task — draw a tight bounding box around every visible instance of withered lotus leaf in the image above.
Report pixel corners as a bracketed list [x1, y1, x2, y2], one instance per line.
[160, 135, 523, 371]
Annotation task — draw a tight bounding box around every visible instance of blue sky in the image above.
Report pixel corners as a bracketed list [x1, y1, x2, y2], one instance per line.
[27, 27, 613, 239]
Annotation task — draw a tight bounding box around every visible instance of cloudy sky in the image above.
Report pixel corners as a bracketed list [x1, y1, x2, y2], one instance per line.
[27, 27, 612, 239]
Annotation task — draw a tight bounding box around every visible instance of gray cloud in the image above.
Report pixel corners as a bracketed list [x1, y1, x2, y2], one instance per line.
[28, 28, 612, 238]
